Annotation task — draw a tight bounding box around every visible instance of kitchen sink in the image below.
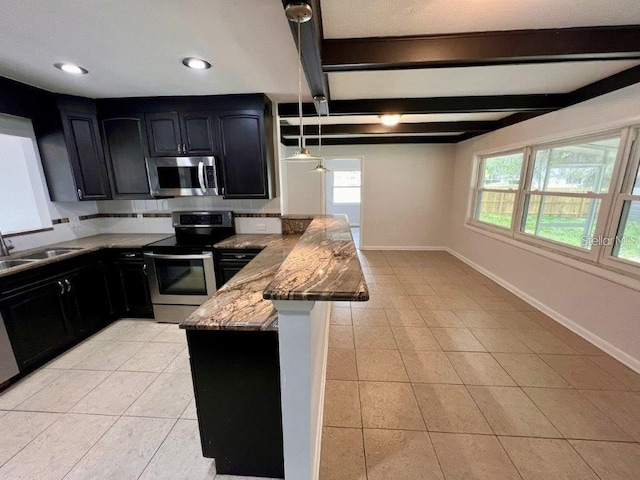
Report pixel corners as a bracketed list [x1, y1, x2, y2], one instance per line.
[20, 248, 81, 260]
[0, 259, 36, 270]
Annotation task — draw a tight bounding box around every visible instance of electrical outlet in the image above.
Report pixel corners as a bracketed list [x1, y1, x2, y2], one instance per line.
[70, 220, 81, 229]
[256, 223, 267, 231]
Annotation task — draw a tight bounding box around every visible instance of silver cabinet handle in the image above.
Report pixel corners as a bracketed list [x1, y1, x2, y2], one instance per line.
[57, 280, 65, 295]
[64, 279, 72, 293]
[123, 253, 137, 258]
[177, 144, 182, 154]
[143, 264, 147, 276]
[77, 188, 83, 200]
[197, 161, 207, 193]
[234, 254, 247, 259]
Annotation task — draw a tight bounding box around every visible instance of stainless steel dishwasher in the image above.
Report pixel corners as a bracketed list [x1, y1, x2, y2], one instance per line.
[0, 312, 19, 384]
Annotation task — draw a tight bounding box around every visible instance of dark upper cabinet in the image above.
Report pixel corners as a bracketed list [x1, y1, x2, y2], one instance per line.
[101, 116, 151, 198]
[146, 111, 216, 156]
[36, 96, 112, 201]
[218, 111, 273, 199]
[180, 111, 216, 155]
[145, 112, 182, 156]
[60, 111, 111, 201]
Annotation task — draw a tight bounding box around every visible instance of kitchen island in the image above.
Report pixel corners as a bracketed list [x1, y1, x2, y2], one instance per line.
[181, 216, 367, 479]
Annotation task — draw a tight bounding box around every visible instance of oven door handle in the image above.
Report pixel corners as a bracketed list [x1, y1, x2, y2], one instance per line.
[197, 161, 207, 193]
[144, 252, 213, 261]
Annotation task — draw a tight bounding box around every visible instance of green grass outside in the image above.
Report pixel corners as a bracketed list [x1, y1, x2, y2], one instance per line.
[477, 212, 640, 262]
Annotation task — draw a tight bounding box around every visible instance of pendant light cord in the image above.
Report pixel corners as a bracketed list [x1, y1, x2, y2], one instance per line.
[297, 16, 304, 150]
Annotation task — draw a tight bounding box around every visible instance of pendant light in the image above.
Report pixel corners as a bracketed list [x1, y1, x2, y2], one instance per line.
[283, 3, 322, 162]
[311, 100, 330, 173]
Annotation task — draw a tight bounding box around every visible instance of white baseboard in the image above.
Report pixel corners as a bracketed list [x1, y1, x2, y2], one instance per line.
[359, 245, 448, 251]
[446, 248, 640, 374]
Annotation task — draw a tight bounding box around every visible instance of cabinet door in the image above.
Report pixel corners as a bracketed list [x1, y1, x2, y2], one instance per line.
[180, 111, 216, 155]
[117, 261, 153, 317]
[145, 112, 181, 156]
[102, 116, 151, 198]
[67, 263, 114, 337]
[217, 111, 269, 199]
[1, 281, 74, 370]
[61, 112, 111, 200]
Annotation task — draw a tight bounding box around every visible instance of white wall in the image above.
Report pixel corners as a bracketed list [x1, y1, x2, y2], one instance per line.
[449, 83, 640, 368]
[324, 158, 361, 226]
[279, 143, 455, 248]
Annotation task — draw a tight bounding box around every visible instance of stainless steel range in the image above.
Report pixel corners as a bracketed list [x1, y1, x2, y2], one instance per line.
[143, 211, 235, 323]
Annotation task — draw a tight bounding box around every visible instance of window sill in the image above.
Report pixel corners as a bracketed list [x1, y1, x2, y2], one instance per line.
[463, 221, 640, 293]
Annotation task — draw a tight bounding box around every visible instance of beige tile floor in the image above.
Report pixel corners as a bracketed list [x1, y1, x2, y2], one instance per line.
[0, 319, 272, 480]
[321, 250, 640, 480]
[2, 249, 639, 479]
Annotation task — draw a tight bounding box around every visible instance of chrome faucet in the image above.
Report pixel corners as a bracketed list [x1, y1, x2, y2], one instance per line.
[0, 230, 14, 257]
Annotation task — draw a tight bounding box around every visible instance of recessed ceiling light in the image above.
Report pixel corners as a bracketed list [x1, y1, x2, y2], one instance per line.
[182, 57, 211, 70]
[54, 63, 88, 75]
[379, 114, 402, 126]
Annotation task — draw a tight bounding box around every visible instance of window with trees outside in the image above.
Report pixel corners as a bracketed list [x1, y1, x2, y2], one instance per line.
[470, 127, 640, 278]
[472, 151, 524, 229]
[333, 170, 361, 204]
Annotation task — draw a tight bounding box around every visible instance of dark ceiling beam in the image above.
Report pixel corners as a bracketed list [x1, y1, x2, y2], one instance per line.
[281, 135, 461, 146]
[322, 26, 640, 72]
[280, 121, 497, 136]
[282, 0, 330, 115]
[278, 94, 565, 117]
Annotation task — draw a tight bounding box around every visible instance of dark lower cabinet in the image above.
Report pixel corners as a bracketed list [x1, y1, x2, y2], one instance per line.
[108, 250, 153, 318]
[101, 116, 151, 198]
[67, 263, 114, 336]
[1, 281, 74, 371]
[214, 249, 262, 287]
[0, 259, 114, 372]
[187, 329, 284, 478]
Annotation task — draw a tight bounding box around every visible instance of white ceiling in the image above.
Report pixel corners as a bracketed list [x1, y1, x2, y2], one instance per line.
[0, 0, 308, 101]
[321, 0, 640, 38]
[329, 61, 640, 100]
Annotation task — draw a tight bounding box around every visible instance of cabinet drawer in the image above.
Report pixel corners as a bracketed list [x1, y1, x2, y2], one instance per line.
[217, 250, 261, 262]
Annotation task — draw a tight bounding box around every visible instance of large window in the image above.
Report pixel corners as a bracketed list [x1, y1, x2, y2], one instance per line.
[0, 114, 51, 234]
[469, 127, 640, 277]
[520, 135, 620, 251]
[608, 138, 640, 269]
[332, 170, 361, 204]
[472, 152, 524, 229]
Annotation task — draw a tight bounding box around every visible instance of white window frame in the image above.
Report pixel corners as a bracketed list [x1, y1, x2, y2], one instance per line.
[601, 128, 640, 274]
[468, 149, 526, 235]
[467, 125, 640, 280]
[331, 170, 361, 206]
[513, 130, 628, 262]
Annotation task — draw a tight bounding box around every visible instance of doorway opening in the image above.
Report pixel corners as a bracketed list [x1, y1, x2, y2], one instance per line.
[324, 157, 362, 247]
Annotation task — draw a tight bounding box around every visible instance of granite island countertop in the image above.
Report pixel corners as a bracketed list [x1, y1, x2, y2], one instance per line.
[263, 216, 369, 302]
[0, 233, 172, 279]
[181, 234, 300, 331]
[181, 216, 369, 331]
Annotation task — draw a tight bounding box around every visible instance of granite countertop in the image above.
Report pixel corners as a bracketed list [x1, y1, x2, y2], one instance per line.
[214, 234, 292, 250]
[182, 216, 368, 332]
[182, 234, 300, 331]
[263, 216, 369, 302]
[0, 233, 172, 279]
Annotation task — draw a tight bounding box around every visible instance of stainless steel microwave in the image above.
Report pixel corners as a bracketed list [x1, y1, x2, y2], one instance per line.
[146, 156, 219, 197]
